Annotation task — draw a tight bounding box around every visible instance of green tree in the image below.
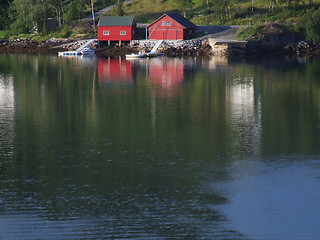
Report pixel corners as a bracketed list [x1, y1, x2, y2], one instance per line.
[9, 0, 37, 33]
[9, 0, 60, 34]
[115, 0, 124, 16]
[211, 0, 230, 21]
[63, 0, 86, 23]
[0, 0, 11, 30]
[49, 0, 66, 26]
[296, 9, 320, 43]
[304, 9, 320, 42]
[171, 0, 194, 18]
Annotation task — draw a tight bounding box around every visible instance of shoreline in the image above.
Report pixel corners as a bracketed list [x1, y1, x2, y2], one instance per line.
[1, 38, 320, 57]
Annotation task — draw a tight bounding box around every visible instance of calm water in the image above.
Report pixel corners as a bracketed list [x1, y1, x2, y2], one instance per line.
[1, 54, 320, 240]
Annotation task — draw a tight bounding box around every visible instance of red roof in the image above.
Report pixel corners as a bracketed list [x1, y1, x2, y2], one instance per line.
[147, 13, 196, 29]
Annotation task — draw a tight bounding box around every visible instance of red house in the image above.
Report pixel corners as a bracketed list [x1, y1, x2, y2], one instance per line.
[146, 13, 196, 40]
[97, 16, 137, 44]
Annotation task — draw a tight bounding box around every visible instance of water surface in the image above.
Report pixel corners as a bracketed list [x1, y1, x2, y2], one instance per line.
[1, 54, 320, 239]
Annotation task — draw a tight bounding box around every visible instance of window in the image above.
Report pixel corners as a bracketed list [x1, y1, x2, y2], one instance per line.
[103, 30, 109, 35]
[166, 21, 171, 26]
[120, 30, 126, 35]
[161, 21, 166, 26]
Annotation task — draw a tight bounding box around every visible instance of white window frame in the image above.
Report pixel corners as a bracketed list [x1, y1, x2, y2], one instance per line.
[166, 21, 171, 26]
[120, 30, 126, 35]
[161, 21, 166, 26]
[103, 30, 109, 35]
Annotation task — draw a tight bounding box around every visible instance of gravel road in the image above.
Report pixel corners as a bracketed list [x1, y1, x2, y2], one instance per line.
[196, 25, 246, 40]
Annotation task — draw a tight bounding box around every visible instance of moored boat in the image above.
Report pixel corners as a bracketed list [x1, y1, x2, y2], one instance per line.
[125, 51, 147, 59]
[81, 47, 94, 55]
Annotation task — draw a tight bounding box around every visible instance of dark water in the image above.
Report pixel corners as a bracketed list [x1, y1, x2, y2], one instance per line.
[1, 54, 320, 239]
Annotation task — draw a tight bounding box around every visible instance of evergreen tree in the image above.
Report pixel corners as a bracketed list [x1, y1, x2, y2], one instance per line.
[115, 0, 124, 16]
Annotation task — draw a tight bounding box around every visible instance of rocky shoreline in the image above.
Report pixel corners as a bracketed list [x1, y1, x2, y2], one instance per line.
[1, 37, 320, 57]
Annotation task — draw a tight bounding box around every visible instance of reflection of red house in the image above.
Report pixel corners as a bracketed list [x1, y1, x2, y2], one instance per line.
[147, 13, 196, 40]
[97, 16, 137, 42]
[149, 59, 184, 88]
[98, 58, 133, 83]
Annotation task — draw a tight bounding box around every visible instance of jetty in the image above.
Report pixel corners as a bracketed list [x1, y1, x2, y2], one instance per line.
[125, 40, 164, 59]
[208, 39, 247, 55]
[58, 39, 96, 56]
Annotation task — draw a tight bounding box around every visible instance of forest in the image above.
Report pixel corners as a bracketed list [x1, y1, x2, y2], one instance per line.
[0, 0, 320, 42]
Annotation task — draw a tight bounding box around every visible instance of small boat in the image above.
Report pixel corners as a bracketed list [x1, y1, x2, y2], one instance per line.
[126, 51, 165, 59]
[58, 51, 81, 56]
[81, 47, 94, 56]
[125, 51, 147, 59]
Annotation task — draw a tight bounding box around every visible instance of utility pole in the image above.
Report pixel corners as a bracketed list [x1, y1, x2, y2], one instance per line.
[91, 0, 95, 30]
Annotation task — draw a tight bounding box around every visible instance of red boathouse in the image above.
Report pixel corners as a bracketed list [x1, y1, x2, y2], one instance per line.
[97, 16, 137, 44]
[146, 13, 196, 40]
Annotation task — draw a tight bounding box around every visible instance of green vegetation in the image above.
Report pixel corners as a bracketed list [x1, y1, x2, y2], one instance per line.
[0, 0, 320, 42]
[119, 0, 320, 42]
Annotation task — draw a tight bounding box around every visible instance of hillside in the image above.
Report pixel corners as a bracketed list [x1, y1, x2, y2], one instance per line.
[0, 0, 319, 43]
[113, 0, 320, 42]
[116, 0, 319, 25]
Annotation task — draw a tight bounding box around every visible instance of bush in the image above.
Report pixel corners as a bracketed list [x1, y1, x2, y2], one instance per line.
[296, 8, 320, 43]
[0, 30, 12, 39]
[236, 24, 264, 39]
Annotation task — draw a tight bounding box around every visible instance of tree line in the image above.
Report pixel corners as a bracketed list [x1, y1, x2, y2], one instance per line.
[0, 0, 116, 34]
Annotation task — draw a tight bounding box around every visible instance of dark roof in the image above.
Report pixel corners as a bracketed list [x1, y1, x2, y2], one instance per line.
[147, 13, 196, 29]
[98, 16, 135, 27]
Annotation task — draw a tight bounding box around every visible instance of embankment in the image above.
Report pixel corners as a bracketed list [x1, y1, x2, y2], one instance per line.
[1, 37, 320, 57]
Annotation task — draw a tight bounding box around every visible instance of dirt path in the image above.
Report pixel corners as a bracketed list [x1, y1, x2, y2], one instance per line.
[196, 25, 247, 40]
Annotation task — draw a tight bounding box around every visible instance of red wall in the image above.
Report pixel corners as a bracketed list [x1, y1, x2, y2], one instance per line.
[148, 15, 186, 40]
[98, 25, 136, 41]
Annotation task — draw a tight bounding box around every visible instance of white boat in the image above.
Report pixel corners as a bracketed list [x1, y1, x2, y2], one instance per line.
[81, 47, 94, 55]
[125, 51, 147, 59]
[126, 40, 164, 59]
[58, 51, 81, 56]
[58, 47, 94, 57]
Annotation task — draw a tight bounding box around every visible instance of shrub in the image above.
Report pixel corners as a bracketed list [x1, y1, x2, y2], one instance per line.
[296, 8, 320, 43]
[0, 30, 12, 39]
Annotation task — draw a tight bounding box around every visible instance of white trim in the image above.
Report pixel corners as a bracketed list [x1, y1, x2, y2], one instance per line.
[120, 30, 126, 35]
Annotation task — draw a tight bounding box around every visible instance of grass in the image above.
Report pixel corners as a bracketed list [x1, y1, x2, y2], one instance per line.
[108, 0, 177, 23]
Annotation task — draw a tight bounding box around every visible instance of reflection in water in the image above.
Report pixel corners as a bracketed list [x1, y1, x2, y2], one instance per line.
[98, 58, 134, 84]
[226, 74, 261, 157]
[0, 54, 320, 239]
[97, 57, 186, 90]
[0, 74, 15, 159]
[148, 58, 185, 88]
